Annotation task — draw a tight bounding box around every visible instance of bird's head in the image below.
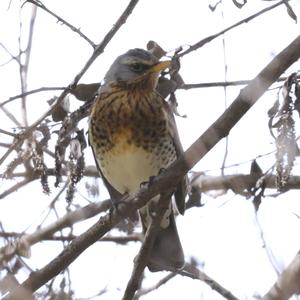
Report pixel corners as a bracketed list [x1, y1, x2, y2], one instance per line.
[104, 48, 171, 90]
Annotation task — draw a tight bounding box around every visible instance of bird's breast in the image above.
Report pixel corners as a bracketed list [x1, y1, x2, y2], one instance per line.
[89, 87, 176, 194]
[97, 127, 176, 192]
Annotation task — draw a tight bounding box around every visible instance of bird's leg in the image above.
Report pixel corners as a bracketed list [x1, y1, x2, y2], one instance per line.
[110, 192, 131, 218]
[139, 167, 167, 191]
[139, 175, 156, 191]
[158, 167, 167, 175]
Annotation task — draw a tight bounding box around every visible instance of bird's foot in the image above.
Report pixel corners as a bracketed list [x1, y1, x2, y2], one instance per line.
[109, 192, 131, 218]
[158, 167, 166, 175]
[140, 175, 156, 191]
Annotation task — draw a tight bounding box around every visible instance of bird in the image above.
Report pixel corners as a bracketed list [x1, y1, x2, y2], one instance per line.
[89, 48, 187, 272]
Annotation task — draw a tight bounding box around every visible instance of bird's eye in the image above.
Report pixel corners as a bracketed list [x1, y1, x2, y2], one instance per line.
[130, 63, 148, 73]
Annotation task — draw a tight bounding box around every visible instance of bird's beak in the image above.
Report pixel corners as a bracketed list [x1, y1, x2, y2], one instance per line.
[150, 60, 171, 73]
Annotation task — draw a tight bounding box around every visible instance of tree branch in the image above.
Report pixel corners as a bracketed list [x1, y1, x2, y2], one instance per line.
[179, 263, 239, 300]
[179, 0, 289, 57]
[0, 87, 65, 108]
[0, 200, 112, 266]
[191, 173, 300, 194]
[25, 0, 96, 48]
[133, 273, 177, 299]
[180, 75, 290, 90]
[263, 251, 300, 300]
[18, 5, 37, 127]
[0, 176, 36, 199]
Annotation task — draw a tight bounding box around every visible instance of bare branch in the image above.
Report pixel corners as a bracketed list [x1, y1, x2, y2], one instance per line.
[180, 76, 290, 89]
[263, 251, 300, 300]
[0, 143, 12, 148]
[0, 199, 112, 266]
[0, 42, 20, 63]
[0, 106, 22, 127]
[18, 5, 37, 127]
[253, 214, 281, 276]
[0, 87, 65, 108]
[0, 176, 36, 199]
[0, 231, 141, 244]
[179, 263, 240, 300]
[179, 0, 289, 57]
[71, 0, 140, 84]
[0, 129, 17, 138]
[191, 173, 300, 194]
[25, 0, 96, 48]
[133, 273, 177, 299]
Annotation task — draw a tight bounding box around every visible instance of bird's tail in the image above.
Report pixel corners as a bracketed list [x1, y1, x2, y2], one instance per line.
[140, 208, 185, 272]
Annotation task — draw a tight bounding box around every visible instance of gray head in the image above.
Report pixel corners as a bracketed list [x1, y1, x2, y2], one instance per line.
[104, 48, 170, 86]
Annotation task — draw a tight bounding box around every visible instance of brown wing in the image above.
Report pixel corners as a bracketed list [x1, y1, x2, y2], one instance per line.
[162, 99, 188, 215]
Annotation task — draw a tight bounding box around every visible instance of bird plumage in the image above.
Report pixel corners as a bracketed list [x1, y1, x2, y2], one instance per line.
[89, 48, 187, 271]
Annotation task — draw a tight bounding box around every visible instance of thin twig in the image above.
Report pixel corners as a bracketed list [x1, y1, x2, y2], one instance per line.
[0, 142, 11, 148]
[0, 106, 22, 127]
[0, 42, 20, 63]
[178, 263, 240, 300]
[0, 76, 288, 111]
[25, 0, 96, 48]
[179, 0, 289, 57]
[253, 213, 281, 276]
[0, 57, 15, 67]
[179, 76, 292, 90]
[220, 3, 229, 176]
[0, 128, 18, 137]
[0, 176, 35, 199]
[0, 87, 65, 108]
[18, 5, 37, 127]
[0, 134, 26, 167]
[0, 232, 141, 244]
[133, 272, 177, 299]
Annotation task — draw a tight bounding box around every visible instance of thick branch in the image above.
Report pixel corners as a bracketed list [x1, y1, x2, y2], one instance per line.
[8, 168, 300, 193]
[0, 200, 111, 266]
[5, 34, 300, 300]
[192, 173, 300, 194]
[263, 251, 300, 300]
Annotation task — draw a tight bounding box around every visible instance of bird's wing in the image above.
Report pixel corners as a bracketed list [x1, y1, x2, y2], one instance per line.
[162, 98, 188, 215]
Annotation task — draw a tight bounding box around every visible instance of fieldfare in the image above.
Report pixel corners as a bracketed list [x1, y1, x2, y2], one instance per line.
[89, 48, 187, 272]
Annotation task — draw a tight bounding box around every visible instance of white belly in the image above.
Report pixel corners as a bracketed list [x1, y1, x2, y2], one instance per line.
[98, 146, 162, 194]
[96, 139, 175, 229]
